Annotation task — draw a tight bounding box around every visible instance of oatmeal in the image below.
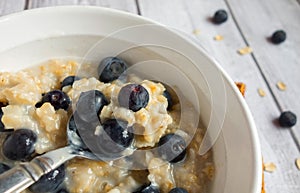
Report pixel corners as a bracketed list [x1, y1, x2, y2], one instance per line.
[0, 58, 213, 193]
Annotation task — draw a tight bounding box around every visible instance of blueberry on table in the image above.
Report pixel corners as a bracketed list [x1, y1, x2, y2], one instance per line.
[213, 9, 228, 24]
[0, 163, 10, 174]
[157, 133, 187, 163]
[118, 84, 149, 112]
[163, 90, 173, 110]
[278, 111, 297, 127]
[133, 184, 160, 193]
[98, 57, 128, 83]
[102, 119, 134, 148]
[61, 76, 80, 89]
[29, 165, 65, 193]
[2, 129, 37, 161]
[271, 30, 286, 44]
[169, 187, 188, 193]
[36, 90, 71, 111]
[76, 90, 109, 122]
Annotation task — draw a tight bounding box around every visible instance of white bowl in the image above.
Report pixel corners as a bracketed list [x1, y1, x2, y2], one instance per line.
[0, 6, 262, 193]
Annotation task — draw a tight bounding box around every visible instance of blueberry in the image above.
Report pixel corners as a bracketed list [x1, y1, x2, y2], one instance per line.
[133, 184, 160, 193]
[2, 129, 37, 160]
[118, 84, 149, 112]
[271, 30, 286, 44]
[213, 9, 228, 24]
[67, 115, 83, 146]
[0, 109, 4, 131]
[56, 189, 69, 193]
[98, 57, 128, 83]
[102, 119, 134, 148]
[169, 187, 188, 193]
[61, 76, 80, 89]
[163, 90, 173, 110]
[0, 102, 7, 131]
[76, 90, 109, 122]
[0, 163, 10, 174]
[157, 134, 186, 163]
[278, 111, 297, 127]
[36, 90, 71, 111]
[29, 165, 65, 193]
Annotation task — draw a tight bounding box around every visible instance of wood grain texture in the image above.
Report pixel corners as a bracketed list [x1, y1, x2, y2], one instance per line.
[28, 0, 137, 13]
[0, 0, 25, 16]
[138, 0, 300, 192]
[226, 0, 300, 151]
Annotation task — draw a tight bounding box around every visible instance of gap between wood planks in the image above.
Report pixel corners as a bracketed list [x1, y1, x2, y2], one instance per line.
[224, 0, 300, 152]
[135, 0, 141, 15]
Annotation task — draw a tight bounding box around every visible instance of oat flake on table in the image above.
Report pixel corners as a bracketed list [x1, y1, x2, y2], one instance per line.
[264, 162, 277, 173]
[276, 81, 287, 91]
[192, 29, 201, 35]
[296, 158, 300, 170]
[258, 88, 266, 97]
[238, 46, 253, 55]
[214, 35, 224, 41]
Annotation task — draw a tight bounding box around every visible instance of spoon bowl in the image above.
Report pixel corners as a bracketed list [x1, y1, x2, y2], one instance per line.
[0, 112, 132, 193]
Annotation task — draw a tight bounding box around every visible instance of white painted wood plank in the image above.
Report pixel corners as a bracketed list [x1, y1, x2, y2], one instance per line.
[0, 0, 25, 16]
[227, 0, 300, 157]
[138, 0, 300, 192]
[28, 0, 138, 13]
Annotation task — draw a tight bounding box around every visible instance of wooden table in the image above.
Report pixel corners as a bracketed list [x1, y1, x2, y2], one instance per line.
[1, 0, 300, 192]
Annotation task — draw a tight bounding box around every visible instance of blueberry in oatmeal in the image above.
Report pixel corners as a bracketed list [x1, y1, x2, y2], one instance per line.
[0, 109, 5, 131]
[76, 90, 108, 122]
[0, 163, 10, 174]
[67, 115, 89, 150]
[134, 184, 160, 193]
[169, 187, 188, 193]
[61, 76, 80, 89]
[29, 164, 65, 193]
[37, 90, 71, 111]
[118, 84, 149, 112]
[163, 90, 173, 110]
[56, 189, 69, 193]
[2, 128, 37, 160]
[102, 119, 134, 148]
[98, 56, 128, 83]
[157, 133, 187, 163]
[0, 102, 7, 131]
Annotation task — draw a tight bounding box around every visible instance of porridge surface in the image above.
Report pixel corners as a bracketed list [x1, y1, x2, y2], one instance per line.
[0, 60, 213, 193]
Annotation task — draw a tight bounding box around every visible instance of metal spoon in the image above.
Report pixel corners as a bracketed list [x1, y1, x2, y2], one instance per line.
[0, 114, 132, 193]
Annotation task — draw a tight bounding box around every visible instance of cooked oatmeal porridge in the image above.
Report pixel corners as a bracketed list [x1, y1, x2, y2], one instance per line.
[0, 58, 213, 193]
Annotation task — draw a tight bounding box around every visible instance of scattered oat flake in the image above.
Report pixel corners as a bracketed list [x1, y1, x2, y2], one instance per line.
[276, 81, 287, 91]
[214, 35, 224, 41]
[193, 29, 201, 35]
[264, 162, 276, 172]
[258, 88, 266, 97]
[235, 82, 246, 97]
[238, 46, 253, 55]
[296, 158, 300, 170]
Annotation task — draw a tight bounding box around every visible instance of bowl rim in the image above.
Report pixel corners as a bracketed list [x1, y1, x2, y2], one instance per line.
[0, 5, 262, 193]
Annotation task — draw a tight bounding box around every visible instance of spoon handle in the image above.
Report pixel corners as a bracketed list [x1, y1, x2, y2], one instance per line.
[0, 146, 75, 193]
[0, 164, 36, 193]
